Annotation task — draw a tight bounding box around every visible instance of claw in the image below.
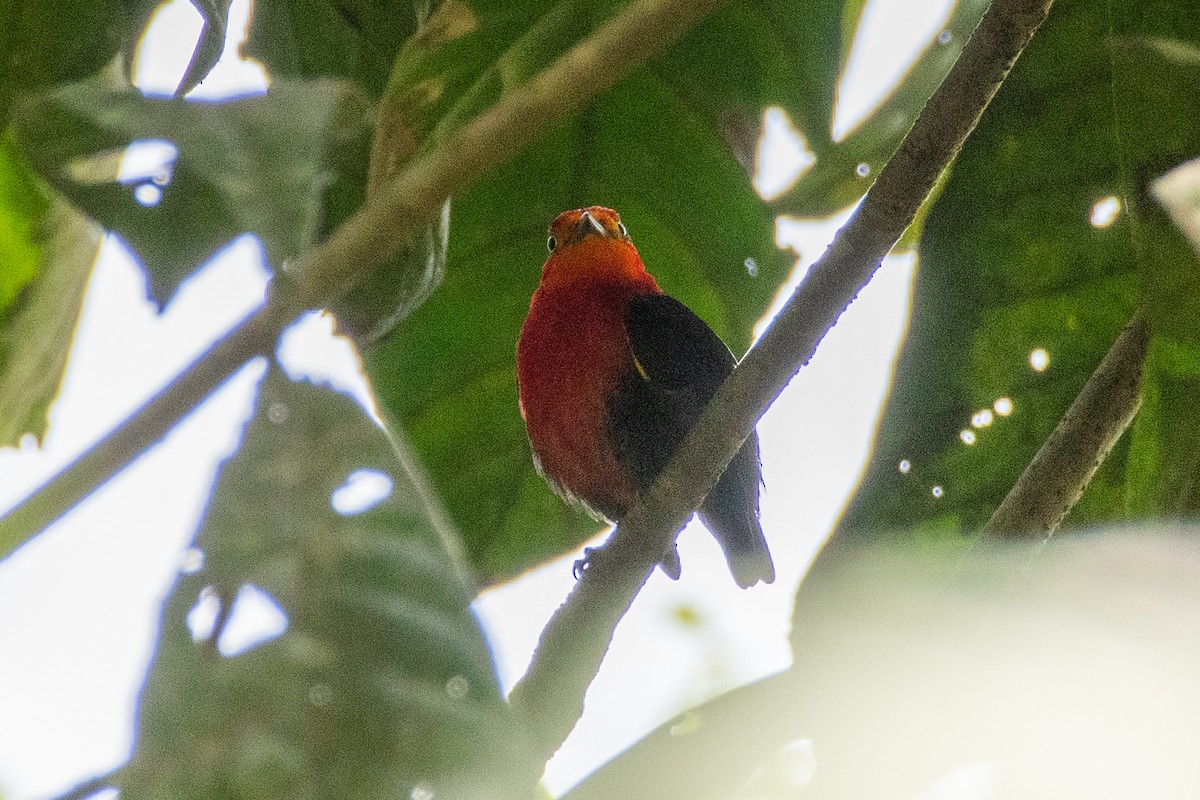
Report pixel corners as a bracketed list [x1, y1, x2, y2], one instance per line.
[572, 546, 600, 580]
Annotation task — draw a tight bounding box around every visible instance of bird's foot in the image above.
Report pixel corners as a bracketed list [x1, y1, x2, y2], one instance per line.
[572, 546, 601, 580]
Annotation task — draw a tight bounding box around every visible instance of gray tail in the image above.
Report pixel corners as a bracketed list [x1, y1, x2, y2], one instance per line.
[700, 441, 775, 588]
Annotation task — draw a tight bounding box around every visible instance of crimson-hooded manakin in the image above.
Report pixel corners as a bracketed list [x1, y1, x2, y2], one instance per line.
[516, 206, 774, 588]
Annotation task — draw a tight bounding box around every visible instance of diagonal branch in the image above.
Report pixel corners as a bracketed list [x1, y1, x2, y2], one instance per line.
[982, 311, 1149, 538]
[0, 308, 280, 555]
[0, 0, 728, 554]
[508, 0, 1061, 764]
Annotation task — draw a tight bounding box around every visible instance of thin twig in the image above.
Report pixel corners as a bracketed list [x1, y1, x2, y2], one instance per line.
[509, 0, 1060, 764]
[0, 0, 727, 553]
[983, 311, 1149, 538]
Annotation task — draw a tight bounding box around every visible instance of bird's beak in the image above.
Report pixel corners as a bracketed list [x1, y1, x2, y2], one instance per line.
[582, 211, 606, 237]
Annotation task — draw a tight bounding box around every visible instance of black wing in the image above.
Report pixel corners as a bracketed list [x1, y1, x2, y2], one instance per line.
[607, 294, 774, 587]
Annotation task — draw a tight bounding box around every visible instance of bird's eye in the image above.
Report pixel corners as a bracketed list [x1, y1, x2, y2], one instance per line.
[547, 235, 557, 252]
[617, 222, 628, 237]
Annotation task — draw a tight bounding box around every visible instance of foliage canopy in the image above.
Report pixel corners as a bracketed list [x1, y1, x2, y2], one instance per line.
[3, 0, 1200, 796]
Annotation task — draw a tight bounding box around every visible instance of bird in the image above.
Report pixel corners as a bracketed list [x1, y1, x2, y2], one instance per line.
[515, 206, 774, 588]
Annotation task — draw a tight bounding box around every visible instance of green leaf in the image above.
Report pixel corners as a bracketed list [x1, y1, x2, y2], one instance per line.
[0, 136, 98, 446]
[1124, 337, 1200, 517]
[314, 0, 510, 343]
[0, 136, 47, 314]
[1111, 35, 1200, 343]
[8, 79, 370, 303]
[332, 199, 452, 344]
[121, 368, 527, 799]
[1124, 155, 1200, 517]
[660, 0, 844, 155]
[340, 0, 689, 349]
[0, 0, 122, 124]
[245, 0, 424, 99]
[836, 0, 1200, 539]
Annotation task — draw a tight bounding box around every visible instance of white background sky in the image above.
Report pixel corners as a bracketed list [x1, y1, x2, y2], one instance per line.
[0, 1, 956, 797]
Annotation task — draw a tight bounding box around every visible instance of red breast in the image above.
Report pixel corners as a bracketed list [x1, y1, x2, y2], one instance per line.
[516, 207, 660, 518]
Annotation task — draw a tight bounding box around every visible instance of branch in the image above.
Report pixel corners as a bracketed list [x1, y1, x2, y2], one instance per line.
[0, 308, 280, 556]
[0, 0, 727, 552]
[982, 311, 1149, 538]
[508, 0, 1060, 764]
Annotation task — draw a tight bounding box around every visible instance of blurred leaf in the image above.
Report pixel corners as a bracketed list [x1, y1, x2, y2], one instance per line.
[1153, 156, 1200, 257]
[0, 137, 99, 446]
[122, 368, 528, 799]
[773, 0, 991, 218]
[367, 5, 791, 579]
[0, 137, 47, 316]
[1113, 36, 1200, 343]
[9, 79, 369, 303]
[837, 0, 1200, 539]
[564, 670, 802, 800]
[254, 0, 486, 342]
[667, 0, 844, 158]
[570, 530, 1200, 799]
[332, 199, 452, 344]
[1123, 337, 1200, 517]
[0, 0, 122, 124]
[246, 0, 424, 98]
[1124, 155, 1200, 517]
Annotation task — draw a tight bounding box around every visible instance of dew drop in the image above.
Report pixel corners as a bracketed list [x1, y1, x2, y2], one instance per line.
[938, 30, 953, 44]
[1089, 195, 1121, 228]
[932, 485, 944, 498]
[898, 459, 912, 474]
[855, 162, 871, 177]
[772, 739, 818, 790]
[670, 710, 703, 736]
[971, 409, 994, 428]
[1030, 348, 1050, 372]
[959, 430, 976, 445]
[994, 397, 1014, 416]
[267, 401, 289, 424]
[308, 684, 333, 707]
[744, 257, 759, 277]
[410, 786, 435, 800]
[180, 547, 206, 574]
[187, 587, 220, 642]
[445, 675, 469, 700]
[672, 604, 702, 627]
